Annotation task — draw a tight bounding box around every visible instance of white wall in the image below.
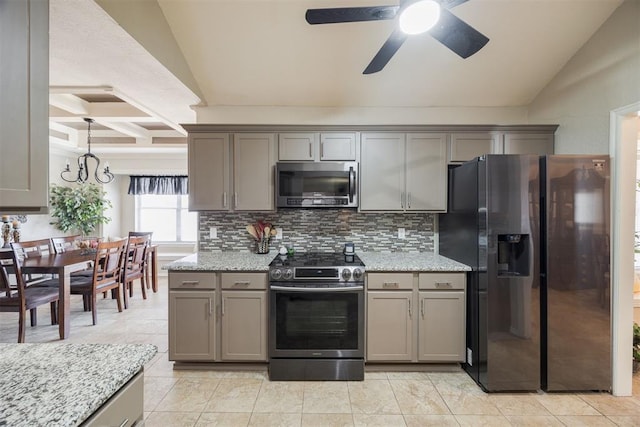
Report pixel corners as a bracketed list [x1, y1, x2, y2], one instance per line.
[528, 0, 640, 154]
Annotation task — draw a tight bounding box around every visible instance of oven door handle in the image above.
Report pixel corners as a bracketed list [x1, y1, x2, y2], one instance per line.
[270, 285, 363, 292]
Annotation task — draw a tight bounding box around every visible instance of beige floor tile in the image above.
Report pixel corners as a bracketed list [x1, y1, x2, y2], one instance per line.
[253, 381, 304, 413]
[156, 377, 220, 412]
[488, 394, 552, 416]
[554, 415, 618, 426]
[388, 379, 451, 415]
[578, 393, 640, 416]
[145, 375, 180, 411]
[429, 372, 486, 396]
[195, 412, 252, 427]
[351, 414, 407, 426]
[204, 378, 263, 413]
[348, 379, 401, 415]
[301, 413, 355, 427]
[403, 414, 459, 426]
[455, 415, 511, 426]
[146, 354, 185, 378]
[303, 382, 352, 414]
[605, 415, 640, 426]
[505, 415, 564, 426]
[248, 412, 302, 426]
[440, 393, 502, 415]
[534, 394, 600, 416]
[144, 411, 201, 427]
[363, 372, 388, 380]
[385, 372, 431, 380]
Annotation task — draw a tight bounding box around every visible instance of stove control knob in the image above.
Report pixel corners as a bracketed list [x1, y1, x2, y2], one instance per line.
[341, 269, 352, 281]
[270, 269, 282, 280]
[283, 268, 294, 280]
[352, 268, 363, 280]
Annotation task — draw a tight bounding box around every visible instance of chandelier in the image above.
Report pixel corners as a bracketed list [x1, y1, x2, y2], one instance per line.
[61, 117, 114, 184]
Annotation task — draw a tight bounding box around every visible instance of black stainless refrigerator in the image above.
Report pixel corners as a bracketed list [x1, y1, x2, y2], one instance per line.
[440, 154, 610, 392]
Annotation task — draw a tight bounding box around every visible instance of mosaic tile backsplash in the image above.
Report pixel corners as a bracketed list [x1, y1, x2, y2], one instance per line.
[198, 210, 435, 253]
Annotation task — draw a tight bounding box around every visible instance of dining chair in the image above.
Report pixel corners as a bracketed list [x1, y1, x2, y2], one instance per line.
[69, 239, 127, 325]
[127, 231, 153, 291]
[0, 249, 60, 342]
[122, 234, 151, 309]
[10, 239, 57, 287]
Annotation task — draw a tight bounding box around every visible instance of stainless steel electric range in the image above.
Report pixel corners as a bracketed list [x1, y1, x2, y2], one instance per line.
[268, 252, 365, 381]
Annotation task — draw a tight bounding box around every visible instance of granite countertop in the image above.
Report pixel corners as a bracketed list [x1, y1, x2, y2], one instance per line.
[0, 343, 157, 427]
[164, 251, 470, 272]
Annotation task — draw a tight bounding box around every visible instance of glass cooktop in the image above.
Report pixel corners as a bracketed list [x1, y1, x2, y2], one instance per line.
[269, 252, 364, 268]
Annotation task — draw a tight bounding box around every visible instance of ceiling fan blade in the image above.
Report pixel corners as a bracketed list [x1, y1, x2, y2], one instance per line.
[363, 28, 408, 74]
[439, 0, 469, 9]
[429, 8, 489, 58]
[306, 6, 399, 25]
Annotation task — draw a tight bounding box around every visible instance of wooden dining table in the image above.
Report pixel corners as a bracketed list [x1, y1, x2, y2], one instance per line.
[20, 249, 96, 340]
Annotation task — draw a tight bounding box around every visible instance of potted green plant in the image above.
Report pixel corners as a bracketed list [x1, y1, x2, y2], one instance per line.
[49, 183, 112, 236]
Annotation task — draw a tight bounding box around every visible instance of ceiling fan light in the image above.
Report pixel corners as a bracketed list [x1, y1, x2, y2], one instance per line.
[399, 0, 441, 35]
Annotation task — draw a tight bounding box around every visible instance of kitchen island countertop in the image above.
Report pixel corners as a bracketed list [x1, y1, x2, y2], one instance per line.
[0, 343, 157, 427]
[164, 251, 470, 272]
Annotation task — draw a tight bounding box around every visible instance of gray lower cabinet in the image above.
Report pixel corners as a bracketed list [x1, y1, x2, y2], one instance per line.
[366, 272, 466, 363]
[168, 272, 217, 361]
[82, 371, 144, 427]
[221, 290, 267, 361]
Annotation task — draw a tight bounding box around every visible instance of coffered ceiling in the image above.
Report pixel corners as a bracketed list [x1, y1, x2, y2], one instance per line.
[48, 0, 625, 152]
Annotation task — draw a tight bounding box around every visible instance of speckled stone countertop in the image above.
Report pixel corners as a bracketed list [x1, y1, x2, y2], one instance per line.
[164, 251, 470, 272]
[0, 343, 157, 427]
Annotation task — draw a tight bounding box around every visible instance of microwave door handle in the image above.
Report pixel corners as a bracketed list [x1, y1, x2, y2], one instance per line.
[349, 167, 355, 203]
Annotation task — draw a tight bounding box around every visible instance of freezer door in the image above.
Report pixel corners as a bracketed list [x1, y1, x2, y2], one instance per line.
[479, 155, 541, 391]
[544, 155, 611, 391]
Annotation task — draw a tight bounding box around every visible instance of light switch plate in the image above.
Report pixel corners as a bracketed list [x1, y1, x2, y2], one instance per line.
[209, 227, 217, 239]
[398, 228, 405, 239]
[276, 229, 283, 240]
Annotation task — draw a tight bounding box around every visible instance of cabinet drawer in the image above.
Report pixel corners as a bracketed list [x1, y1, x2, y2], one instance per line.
[169, 272, 217, 290]
[221, 272, 267, 290]
[418, 273, 465, 290]
[367, 273, 414, 290]
[82, 371, 143, 427]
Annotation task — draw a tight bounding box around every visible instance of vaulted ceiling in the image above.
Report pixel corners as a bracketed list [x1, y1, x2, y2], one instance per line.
[48, 0, 624, 152]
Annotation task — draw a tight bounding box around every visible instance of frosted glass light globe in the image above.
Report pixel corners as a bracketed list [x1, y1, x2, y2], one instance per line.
[399, 0, 441, 35]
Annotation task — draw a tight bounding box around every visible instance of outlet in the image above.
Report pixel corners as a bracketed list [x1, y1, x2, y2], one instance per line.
[276, 228, 283, 240]
[209, 227, 217, 239]
[397, 228, 405, 239]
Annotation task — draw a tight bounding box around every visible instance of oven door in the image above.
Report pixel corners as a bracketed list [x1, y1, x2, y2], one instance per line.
[269, 285, 364, 359]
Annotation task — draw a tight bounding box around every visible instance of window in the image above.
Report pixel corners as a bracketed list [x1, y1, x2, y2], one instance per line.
[135, 194, 197, 242]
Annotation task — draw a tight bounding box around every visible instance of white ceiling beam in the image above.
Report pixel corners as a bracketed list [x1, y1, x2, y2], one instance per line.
[49, 94, 90, 115]
[95, 120, 151, 139]
[49, 85, 114, 94]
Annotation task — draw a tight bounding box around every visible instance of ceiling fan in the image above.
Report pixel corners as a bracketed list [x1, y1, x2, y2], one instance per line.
[305, 0, 489, 74]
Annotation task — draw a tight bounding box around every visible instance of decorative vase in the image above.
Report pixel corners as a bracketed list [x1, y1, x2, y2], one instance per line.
[256, 239, 270, 254]
[1, 220, 10, 248]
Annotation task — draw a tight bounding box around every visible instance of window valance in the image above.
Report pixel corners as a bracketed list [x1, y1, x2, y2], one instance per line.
[127, 175, 188, 195]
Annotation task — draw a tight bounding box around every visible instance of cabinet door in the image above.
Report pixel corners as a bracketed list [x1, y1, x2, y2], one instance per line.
[233, 133, 276, 211]
[405, 133, 447, 211]
[360, 133, 405, 211]
[169, 291, 216, 361]
[278, 133, 317, 161]
[0, 0, 49, 213]
[221, 291, 267, 361]
[320, 133, 357, 160]
[366, 291, 413, 361]
[449, 132, 498, 163]
[503, 133, 554, 155]
[188, 134, 230, 210]
[418, 291, 465, 362]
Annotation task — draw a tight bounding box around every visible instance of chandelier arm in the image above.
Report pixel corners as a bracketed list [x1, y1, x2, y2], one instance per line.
[59, 117, 114, 184]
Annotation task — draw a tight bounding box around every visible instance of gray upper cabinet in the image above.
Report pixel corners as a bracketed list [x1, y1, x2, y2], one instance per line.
[188, 132, 275, 211]
[503, 133, 554, 155]
[278, 132, 357, 161]
[449, 132, 499, 163]
[360, 132, 447, 212]
[0, 0, 49, 214]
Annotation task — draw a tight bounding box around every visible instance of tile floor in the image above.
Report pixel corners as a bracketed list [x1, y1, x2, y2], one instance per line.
[2, 278, 640, 426]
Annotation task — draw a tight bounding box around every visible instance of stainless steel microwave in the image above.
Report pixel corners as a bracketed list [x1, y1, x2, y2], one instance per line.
[276, 162, 358, 208]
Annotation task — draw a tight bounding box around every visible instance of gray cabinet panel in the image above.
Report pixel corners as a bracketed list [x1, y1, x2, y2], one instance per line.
[406, 133, 447, 211]
[233, 133, 275, 211]
[188, 134, 230, 211]
[418, 291, 465, 362]
[221, 290, 267, 361]
[366, 291, 413, 361]
[360, 133, 405, 211]
[169, 290, 216, 361]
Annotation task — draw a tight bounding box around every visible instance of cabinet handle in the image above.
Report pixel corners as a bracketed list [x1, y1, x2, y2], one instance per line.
[400, 192, 404, 209]
[421, 299, 425, 318]
[435, 282, 452, 288]
[408, 299, 412, 318]
[309, 142, 313, 158]
[408, 192, 411, 209]
[320, 141, 324, 159]
[208, 298, 212, 316]
[223, 192, 228, 208]
[234, 192, 238, 208]
[383, 282, 399, 288]
[221, 297, 225, 316]
[118, 419, 129, 427]
[181, 281, 199, 286]
[233, 281, 250, 287]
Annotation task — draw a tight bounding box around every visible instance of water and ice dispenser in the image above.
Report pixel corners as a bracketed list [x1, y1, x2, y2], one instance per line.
[497, 234, 530, 276]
